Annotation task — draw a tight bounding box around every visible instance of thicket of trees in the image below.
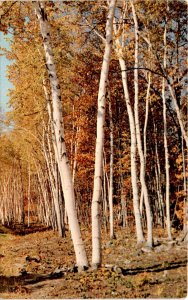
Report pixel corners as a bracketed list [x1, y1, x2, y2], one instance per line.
[0, 0, 187, 269]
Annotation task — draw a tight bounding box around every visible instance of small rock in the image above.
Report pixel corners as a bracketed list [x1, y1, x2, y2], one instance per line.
[141, 246, 153, 253]
[104, 264, 114, 269]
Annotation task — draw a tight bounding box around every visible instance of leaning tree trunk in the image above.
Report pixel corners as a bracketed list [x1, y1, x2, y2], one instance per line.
[34, 1, 88, 269]
[43, 80, 65, 237]
[91, 0, 116, 268]
[130, 0, 153, 247]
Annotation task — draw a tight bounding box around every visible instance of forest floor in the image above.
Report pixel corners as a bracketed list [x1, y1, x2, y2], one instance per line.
[0, 224, 187, 299]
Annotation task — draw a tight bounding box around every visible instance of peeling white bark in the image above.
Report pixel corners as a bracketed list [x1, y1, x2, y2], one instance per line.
[34, 1, 88, 269]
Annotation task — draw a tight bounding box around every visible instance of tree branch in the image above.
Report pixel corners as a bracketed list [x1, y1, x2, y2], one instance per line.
[120, 67, 166, 79]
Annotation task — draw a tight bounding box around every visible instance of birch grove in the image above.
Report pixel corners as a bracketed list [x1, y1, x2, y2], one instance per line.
[0, 0, 187, 274]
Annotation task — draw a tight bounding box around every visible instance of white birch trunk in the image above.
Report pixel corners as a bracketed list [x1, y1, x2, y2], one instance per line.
[140, 72, 151, 214]
[113, 6, 144, 243]
[108, 89, 114, 239]
[43, 80, 67, 236]
[43, 80, 65, 236]
[72, 127, 79, 184]
[91, 0, 116, 268]
[153, 121, 165, 227]
[34, 2, 88, 269]
[167, 83, 188, 148]
[119, 57, 145, 243]
[162, 22, 172, 240]
[131, 0, 153, 247]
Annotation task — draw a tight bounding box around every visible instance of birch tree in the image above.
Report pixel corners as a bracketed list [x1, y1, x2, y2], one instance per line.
[162, 9, 172, 240]
[34, 1, 88, 270]
[108, 87, 114, 239]
[130, 0, 153, 247]
[113, 5, 145, 244]
[91, 0, 116, 268]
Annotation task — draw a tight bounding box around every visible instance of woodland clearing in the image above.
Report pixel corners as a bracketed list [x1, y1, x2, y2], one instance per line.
[0, 225, 187, 299]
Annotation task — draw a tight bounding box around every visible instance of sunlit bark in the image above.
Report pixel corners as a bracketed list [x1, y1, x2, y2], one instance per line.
[34, 1, 88, 269]
[91, 0, 116, 268]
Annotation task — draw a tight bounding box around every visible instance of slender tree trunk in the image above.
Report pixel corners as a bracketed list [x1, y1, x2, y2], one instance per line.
[102, 154, 108, 232]
[43, 82, 65, 237]
[181, 136, 188, 235]
[108, 90, 114, 239]
[119, 57, 145, 243]
[113, 6, 144, 243]
[27, 163, 31, 227]
[72, 127, 79, 184]
[131, 0, 153, 247]
[18, 161, 25, 225]
[140, 72, 151, 214]
[34, 2, 88, 269]
[162, 20, 172, 240]
[167, 83, 188, 148]
[91, 0, 116, 268]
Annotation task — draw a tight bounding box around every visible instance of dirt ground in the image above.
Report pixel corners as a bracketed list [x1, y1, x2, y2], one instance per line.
[0, 225, 187, 299]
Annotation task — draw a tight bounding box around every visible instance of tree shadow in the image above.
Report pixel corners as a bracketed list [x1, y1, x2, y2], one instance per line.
[0, 271, 64, 293]
[0, 223, 52, 236]
[0, 259, 186, 294]
[121, 259, 187, 276]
